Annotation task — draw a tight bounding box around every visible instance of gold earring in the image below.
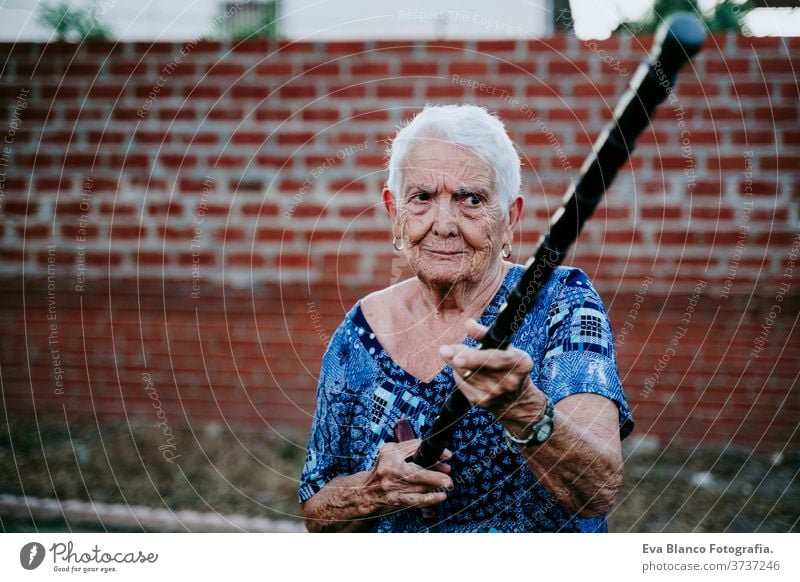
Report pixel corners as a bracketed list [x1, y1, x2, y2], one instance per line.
[501, 242, 512, 258]
[393, 236, 405, 251]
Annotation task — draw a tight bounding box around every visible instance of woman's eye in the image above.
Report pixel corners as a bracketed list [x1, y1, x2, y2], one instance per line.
[464, 194, 482, 206]
[411, 193, 430, 202]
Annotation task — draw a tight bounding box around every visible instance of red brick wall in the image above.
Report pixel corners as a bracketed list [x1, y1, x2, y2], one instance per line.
[1, 36, 798, 450]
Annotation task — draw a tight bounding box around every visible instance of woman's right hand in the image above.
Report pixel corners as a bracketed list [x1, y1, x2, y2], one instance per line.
[363, 439, 453, 513]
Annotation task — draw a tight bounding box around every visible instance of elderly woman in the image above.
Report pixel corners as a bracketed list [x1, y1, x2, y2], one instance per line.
[299, 104, 633, 532]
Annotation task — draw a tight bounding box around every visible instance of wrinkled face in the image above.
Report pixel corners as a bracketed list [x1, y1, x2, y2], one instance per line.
[390, 139, 510, 288]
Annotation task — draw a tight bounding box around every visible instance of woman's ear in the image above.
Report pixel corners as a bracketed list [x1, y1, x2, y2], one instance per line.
[507, 195, 524, 230]
[383, 187, 397, 220]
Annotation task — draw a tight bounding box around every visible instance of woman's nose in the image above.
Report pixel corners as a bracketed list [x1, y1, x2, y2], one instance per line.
[431, 198, 458, 237]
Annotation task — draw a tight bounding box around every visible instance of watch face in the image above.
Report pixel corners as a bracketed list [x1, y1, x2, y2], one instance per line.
[537, 423, 552, 442]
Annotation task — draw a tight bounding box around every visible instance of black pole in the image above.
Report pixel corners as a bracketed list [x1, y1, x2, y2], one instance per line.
[410, 13, 706, 469]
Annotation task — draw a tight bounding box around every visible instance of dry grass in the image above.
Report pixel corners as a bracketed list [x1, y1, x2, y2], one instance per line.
[1, 417, 797, 532]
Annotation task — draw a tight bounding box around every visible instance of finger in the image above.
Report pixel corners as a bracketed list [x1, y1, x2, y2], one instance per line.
[465, 318, 488, 341]
[391, 438, 422, 458]
[403, 465, 453, 490]
[401, 491, 448, 508]
[430, 462, 452, 475]
[451, 346, 531, 374]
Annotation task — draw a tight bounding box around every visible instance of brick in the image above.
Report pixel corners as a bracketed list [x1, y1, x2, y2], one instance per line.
[498, 61, 536, 75]
[87, 130, 125, 145]
[108, 153, 149, 168]
[729, 130, 776, 146]
[232, 132, 268, 145]
[425, 41, 466, 53]
[736, 36, 782, 50]
[528, 37, 568, 52]
[255, 108, 293, 121]
[356, 154, 386, 168]
[399, 62, 438, 76]
[325, 41, 366, 54]
[547, 59, 590, 75]
[276, 40, 316, 54]
[214, 227, 244, 242]
[242, 203, 280, 217]
[256, 228, 292, 242]
[291, 205, 327, 218]
[676, 82, 720, 97]
[302, 63, 340, 76]
[352, 62, 390, 76]
[572, 81, 616, 97]
[147, 202, 183, 216]
[278, 254, 311, 268]
[729, 81, 772, 98]
[231, 40, 269, 54]
[642, 206, 682, 219]
[691, 206, 735, 220]
[426, 85, 464, 99]
[740, 180, 780, 197]
[158, 108, 196, 121]
[448, 62, 488, 76]
[177, 132, 219, 145]
[329, 178, 365, 193]
[351, 109, 389, 121]
[759, 58, 796, 74]
[280, 85, 316, 99]
[227, 253, 267, 267]
[3, 200, 36, 215]
[476, 40, 518, 53]
[87, 82, 130, 98]
[111, 225, 146, 239]
[255, 62, 294, 75]
[231, 85, 272, 99]
[206, 63, 246, 76]
[40, 85, 81, 99]
[706, 58, 750, 74]
[208, 107, 244, 121]
[376, 85, 415, 99]
[277, 132, 315, 145]
[328, 84, 366, 98]
[161, 155, 196, 169]
[754, 105, 798, 122]
[212, 155, 246, 169]
[34, 176, 71, 191]
[136, 251, 169, 265]
[302, 108, 339, 121]
[759, 155, 800, 173]
[134, 130, 171, 144]
[61, 224, 100, 241]
[256, 154, 294, 168]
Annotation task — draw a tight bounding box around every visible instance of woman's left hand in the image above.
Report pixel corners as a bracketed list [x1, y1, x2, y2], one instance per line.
[439, 319, 538, 419]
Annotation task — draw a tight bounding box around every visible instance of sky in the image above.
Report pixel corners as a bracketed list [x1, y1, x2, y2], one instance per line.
[0, 0, 797, 41]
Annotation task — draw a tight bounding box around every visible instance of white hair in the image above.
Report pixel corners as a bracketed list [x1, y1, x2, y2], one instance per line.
[386, 104, 521, 213]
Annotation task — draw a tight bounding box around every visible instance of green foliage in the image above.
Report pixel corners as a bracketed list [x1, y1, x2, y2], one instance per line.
[225, 1, 280, 40]
[616, 0, 754, 34]
[37, 1, 113, 41]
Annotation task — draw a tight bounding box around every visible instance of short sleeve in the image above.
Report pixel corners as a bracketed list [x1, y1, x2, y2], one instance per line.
[537, 268, 634, 440]
[298, 323, 354, 503]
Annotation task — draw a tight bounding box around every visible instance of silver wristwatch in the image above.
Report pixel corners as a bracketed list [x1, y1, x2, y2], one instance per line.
[503, 395, 554, 447]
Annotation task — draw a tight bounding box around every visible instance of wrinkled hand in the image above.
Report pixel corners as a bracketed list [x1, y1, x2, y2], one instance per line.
[364, 439, 453, 513]
[439, 318, 537, 419]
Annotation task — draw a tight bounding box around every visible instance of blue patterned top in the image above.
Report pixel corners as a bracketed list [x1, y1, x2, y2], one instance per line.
[299, 265, 634, 532]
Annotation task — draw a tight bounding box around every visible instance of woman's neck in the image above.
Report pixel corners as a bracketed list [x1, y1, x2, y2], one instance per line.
[415, 260, 508, 324]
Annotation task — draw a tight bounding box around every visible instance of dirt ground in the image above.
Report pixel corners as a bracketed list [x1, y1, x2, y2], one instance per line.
[1, 418, 797, 532]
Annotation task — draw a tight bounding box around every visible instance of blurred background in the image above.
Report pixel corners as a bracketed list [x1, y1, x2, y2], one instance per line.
[0, 0, 798, 532]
